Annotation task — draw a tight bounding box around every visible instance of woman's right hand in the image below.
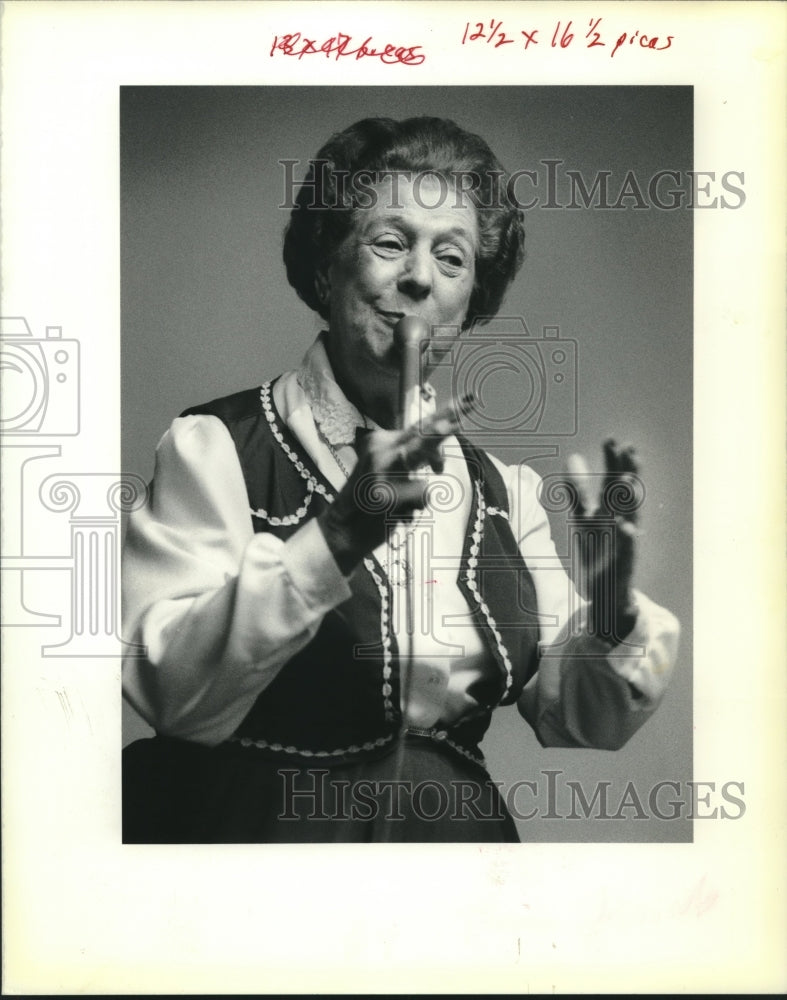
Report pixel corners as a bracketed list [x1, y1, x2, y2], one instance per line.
[317, 395, 475, 575]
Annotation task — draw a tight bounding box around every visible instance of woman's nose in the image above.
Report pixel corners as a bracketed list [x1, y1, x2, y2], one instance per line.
[398, 248, 432, 300]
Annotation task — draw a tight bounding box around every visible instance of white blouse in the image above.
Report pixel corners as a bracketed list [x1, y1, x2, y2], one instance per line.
[122, 335, 680, 751]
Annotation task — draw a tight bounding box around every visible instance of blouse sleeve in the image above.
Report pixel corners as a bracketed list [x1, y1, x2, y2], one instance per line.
[121, 414, 352, 746]
[494, 458, 681, 750]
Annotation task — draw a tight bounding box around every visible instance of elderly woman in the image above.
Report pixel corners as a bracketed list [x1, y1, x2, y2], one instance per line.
[122, 116, 680, 842]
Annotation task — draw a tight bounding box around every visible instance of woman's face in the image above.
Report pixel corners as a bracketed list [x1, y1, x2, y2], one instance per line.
[324, 174, 478, 426]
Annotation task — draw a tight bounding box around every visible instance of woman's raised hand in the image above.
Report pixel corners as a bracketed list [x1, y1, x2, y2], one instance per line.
[564, 439, 642, 643]
[318, 395, 475, 575]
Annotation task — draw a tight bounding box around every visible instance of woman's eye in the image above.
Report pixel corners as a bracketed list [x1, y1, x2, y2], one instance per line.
[437, 250, 467, 271]
[372, 236, 404, 254]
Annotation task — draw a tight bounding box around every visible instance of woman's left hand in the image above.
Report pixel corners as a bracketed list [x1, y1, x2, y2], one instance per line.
[564, 439, 642, 644]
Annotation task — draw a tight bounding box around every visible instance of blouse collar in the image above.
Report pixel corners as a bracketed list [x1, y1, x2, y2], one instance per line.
[296, 331, 435, 447]
[296, 332, 370, 447]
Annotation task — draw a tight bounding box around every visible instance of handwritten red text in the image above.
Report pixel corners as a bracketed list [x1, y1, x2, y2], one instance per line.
[461, 16, 673, 58]
[270, 32, 425, 66]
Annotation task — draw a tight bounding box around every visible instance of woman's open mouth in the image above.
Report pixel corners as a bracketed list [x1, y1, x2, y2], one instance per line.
[375, 309, 406, 327]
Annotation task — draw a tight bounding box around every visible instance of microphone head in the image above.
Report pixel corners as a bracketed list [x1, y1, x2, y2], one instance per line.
[393, 315, 429, 351]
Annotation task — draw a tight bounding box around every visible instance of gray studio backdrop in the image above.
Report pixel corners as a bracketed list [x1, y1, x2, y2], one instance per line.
[121, 86, 692, 842]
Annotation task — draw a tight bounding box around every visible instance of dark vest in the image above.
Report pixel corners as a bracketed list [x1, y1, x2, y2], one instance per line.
[182, 381, 541, 769]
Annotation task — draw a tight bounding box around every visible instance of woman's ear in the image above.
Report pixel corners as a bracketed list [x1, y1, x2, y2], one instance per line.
[315, 270, 330, 307]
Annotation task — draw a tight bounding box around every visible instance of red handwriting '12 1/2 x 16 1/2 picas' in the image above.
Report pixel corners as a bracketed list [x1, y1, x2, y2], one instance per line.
[462, 17, 674, 57]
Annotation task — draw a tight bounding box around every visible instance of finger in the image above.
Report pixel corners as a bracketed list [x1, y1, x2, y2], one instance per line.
[602, 439, 641, 523]
[601, 439, 632, 517]
[392, 475, 432, 518]
[602, 438, 619, 474]
[603, 440, 638, 477]
[396, 394, 475, 472]
[405, 436, 446, 476]
[620, 464, 641, 526]
[391, 435, 440, 469]
[613, 516, 637, 594]
[617, 517, 639, 539]
[354, 426, 373, 453]
[566, 452, 595, 516]
[418, 392, 477, 441]
[426, 444, 445, 476]
[618, 443, 639, 476]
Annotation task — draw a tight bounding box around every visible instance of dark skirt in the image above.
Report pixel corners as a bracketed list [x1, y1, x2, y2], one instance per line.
[123, 734, 519, 844]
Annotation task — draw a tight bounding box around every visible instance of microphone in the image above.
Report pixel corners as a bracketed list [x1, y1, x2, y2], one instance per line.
[394, 315, 428, 430]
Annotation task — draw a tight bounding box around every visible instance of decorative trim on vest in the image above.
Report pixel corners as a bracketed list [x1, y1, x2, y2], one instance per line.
[228, 727, 486, 769]
[465, 480, 515, 701]
[230, 732, 396, 758]
[255, 378, 398, 747]
[405, 726, 487, 768]
[251, 381, 335, 525]
[363, 556, 396, 723]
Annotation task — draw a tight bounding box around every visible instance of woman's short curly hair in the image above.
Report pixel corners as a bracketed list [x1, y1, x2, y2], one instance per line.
[282, 116, 525, 329]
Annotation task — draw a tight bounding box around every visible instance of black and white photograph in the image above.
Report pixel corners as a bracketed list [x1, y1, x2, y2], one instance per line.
[120, 86, 692, 845]
[2, 2, 784, 993]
